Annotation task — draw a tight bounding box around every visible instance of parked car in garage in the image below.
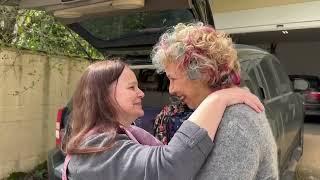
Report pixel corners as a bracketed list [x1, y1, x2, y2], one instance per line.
[289, 75, 320, 117]
[4, 0, 304, 179]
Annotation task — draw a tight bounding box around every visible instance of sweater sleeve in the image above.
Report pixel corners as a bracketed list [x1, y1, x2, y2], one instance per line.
[70, 120, 213, 180]
[144, 120, 213, 180]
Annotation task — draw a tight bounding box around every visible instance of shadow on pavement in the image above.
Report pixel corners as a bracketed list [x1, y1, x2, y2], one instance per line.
[296, 117, 320, 180]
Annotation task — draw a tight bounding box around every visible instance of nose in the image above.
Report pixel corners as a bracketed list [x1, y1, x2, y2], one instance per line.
[169, 82, 176, 95]
[137, 88, 145, 98]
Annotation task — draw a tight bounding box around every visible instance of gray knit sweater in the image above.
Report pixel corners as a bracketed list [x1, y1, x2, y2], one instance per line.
[195, 104, 279, 180]
[67, 121, 213, 180]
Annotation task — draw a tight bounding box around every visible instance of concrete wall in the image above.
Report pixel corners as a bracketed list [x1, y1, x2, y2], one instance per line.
[0, 47, 89, 179]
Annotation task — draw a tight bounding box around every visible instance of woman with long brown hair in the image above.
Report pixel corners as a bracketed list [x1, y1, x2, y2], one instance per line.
[63, 59, 263, 180]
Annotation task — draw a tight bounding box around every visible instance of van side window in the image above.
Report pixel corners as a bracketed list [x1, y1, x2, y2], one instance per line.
[259, 56, 280, 98]
[271, 58, 293, 94]
[240, 61, 263, 100]
[238, 52, 266, 100]
[247, 68, 264, 99]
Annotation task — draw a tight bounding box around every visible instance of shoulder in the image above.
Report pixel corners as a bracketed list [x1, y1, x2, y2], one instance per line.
[195, 105, 277, 179]
[216, 104, 270, 143]
[222, 104, 268, 129]
[71, 133, 137, 163]
[213, 104, 276, 154]
[68, 134, 149, 179]
[223, 103, 262, 121]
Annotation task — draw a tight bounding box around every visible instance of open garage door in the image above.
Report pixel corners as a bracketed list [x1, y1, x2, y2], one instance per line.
[212, 1, 320, 34]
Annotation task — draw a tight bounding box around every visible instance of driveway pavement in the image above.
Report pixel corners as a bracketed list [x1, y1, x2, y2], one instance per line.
[296, 116, 320, 180]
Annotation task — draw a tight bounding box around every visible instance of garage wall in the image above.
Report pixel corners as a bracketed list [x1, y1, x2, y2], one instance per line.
[255, 42, 320, 77]
[0, 47, 89, 179]
[276, 42, 320, 77]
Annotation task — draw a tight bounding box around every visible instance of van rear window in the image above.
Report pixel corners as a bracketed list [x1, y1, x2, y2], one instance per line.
[80, 9, 194, 41]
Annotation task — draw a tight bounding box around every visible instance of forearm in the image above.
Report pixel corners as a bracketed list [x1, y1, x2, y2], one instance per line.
[146, 121, 214, 180]
[110, 121, 213, 180]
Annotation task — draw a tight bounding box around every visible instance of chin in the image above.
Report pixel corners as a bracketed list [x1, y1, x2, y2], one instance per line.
[136, 110, 144, 117]
[186, 103, 195, 110]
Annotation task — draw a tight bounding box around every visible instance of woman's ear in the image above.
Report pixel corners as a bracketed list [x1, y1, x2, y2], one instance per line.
[201, 68, 213, 85]
[186, 68, 201, 80]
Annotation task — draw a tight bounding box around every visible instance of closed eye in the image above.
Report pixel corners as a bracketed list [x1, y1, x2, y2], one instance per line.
[169, 78, 176, 82]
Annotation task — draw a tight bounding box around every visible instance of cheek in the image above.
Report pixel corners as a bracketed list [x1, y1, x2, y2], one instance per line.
[118, 92, 136, 107]
[114, 90, 129, 108]
[179, 79, 191, 90]
[184, 81, 199, 95]
[175, 80, 185, 89]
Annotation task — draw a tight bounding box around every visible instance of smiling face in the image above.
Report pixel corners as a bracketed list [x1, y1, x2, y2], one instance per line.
[165, 62, 212, 109]
[113, 67, 145, 126]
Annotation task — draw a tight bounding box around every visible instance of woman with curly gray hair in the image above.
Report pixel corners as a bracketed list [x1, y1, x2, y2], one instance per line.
[152, 22, 278, 179]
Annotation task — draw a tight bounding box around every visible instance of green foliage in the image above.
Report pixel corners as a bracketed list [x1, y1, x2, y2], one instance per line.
[0, 6, 104, 60]
[0, 6, 18, 45]
[6, 172, 28, 180]
[6, 161, 47, 180]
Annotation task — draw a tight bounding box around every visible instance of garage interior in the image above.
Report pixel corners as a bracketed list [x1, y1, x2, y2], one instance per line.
[233, 28, 320, 77]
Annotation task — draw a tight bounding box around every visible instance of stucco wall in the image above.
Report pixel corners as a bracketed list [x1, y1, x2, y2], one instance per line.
[0, 47, 89, 178]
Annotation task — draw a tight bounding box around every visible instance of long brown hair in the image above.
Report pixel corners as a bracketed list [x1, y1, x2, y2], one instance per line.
[65, 60, 126, 154]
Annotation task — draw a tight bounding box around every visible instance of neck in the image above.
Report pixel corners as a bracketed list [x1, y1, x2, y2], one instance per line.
[194, 88, 213, 109]
[194, 85, 239, 109]
[117, 115, 135, 128]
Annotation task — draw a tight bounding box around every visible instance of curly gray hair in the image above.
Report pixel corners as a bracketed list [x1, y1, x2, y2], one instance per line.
[151, 22, 240, 89]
